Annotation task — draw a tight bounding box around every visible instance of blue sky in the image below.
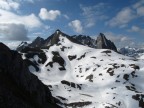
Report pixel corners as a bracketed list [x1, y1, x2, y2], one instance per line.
[0, 0, 144, 48]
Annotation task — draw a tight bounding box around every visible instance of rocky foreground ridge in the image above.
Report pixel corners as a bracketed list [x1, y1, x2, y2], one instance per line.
[0, 43, 61, 108]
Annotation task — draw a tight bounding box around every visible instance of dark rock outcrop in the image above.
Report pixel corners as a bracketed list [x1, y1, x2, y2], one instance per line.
[71, 35, 96, 48]
[29, 36, 45, 48]
[44, 29, 62, 46]
[0, 42, 60, 108]
[61, 80, 82, 90]
[96, 33, 117, 52]
[17, 42, 28, 51]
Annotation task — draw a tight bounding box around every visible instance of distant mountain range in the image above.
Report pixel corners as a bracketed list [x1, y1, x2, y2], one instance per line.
[118, 46, 144, 58]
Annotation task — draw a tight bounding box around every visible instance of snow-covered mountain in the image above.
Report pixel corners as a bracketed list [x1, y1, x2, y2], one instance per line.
[119, 46, 144, 58]
[17, 29, 81, 50]
[19, 30, 144, 108]
[17, 30, 117, 52]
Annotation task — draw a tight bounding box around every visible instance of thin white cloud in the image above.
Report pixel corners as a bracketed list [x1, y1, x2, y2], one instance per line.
[137, 6, 144, 16]
[68, 20, 83, 33]
[24, 0, 34, 3]
[131, 26, 140, 32]
[128, 25, 144, 34]
[133, 0, 144, 16]
[17, 0, 36, 4]
[39, 8, 61, 21]
[133, 0, 144, 9]
[80, 3, 109, 28]
[104, 32, 134, 48]
[44, 25, 50, 30]
[107, 0, 144, 28]
[0, 0, 20, 11]
[106, 7, 136, 27]
[63, 14, 69, 20]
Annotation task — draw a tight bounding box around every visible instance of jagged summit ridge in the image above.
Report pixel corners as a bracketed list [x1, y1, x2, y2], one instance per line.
[17, 29, 117, 52]
[17, 29, 82, 51]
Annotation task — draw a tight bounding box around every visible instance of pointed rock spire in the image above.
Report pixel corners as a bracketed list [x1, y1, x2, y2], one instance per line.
[46, 29, 62, 46]
[96, 33, 117, 52]
[55, 29, 61, 33]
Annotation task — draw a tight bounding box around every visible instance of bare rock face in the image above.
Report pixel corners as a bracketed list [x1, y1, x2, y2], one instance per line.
[0, 42, 60, 108]
[29, 36, 45, 48]
[71, 35, 96, 48]
[16, 42, 28, 52]
[96, 33, 117, 52]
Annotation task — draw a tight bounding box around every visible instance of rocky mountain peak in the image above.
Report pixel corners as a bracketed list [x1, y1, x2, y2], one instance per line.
[97, 33, 107, 43]
[29, 36, 45, 48]
[96, 33, 117, 52]
[35, 36, 44, 41]
[55, 29, 61, 34]
[43, 29, 62, 46]
[16, 41, 28, 51]
[99, 32, 105, 37]
[44, 29, 81, 46]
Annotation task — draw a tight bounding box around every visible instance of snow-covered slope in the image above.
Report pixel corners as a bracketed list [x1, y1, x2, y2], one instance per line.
[138, 54, 144, 59]
[21, 35, 144, 108]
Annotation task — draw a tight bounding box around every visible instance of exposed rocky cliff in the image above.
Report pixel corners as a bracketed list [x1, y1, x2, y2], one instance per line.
[29, 36, 45, 48]
[71, 35, 96, 48]
[0, 42, 60, 108]
[96, 33, 117, 52]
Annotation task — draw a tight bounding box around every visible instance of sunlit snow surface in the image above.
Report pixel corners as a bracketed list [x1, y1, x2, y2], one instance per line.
[23, 35, 144, 108]
[138, 54, 144, 60]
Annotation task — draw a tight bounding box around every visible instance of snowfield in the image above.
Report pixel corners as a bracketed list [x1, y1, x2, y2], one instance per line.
[138, 54, 144, 60]
[22, 35, 144, 108]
